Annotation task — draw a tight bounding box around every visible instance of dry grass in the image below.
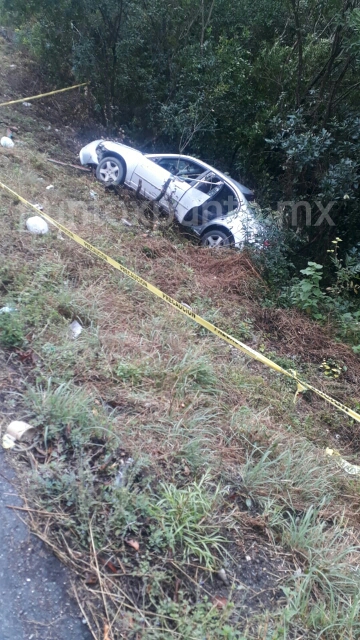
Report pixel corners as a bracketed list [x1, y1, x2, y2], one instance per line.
[1, 34, 360, 640]
[255, 307, 360, 380]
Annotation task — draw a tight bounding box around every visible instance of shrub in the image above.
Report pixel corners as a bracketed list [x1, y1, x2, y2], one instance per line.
[0, 310, 24, 347]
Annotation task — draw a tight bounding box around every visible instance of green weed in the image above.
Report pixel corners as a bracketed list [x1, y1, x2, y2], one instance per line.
[115, 360, 151, 385]
[152, 472, 226, 568]
[25, 379, 110, 445]
[290, 262, 330, 319]
[273, 508, 360, 639]
[141, 596, 241, 639]
[0, 309, 25, 347]
[167, 349, 218, 396]
[239, 438, 337, 505]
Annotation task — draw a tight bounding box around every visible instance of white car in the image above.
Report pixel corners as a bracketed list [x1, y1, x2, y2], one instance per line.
[79, 140, 259, 247]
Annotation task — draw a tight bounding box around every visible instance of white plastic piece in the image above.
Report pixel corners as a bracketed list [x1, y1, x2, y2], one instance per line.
[2, 434, 16, 449]
[217, 569, 228, 585]
[1, 136, 14, 148]
[22, 101, 32, 107]
[6, 420, 35, 441]
[26, 216, 49, 235]
[69, 320, 82, 339]
[46, 184, 54, 190]
[180, 302, 193, 312]
[2, 421, 36, 448]
[0, 306, 16, 314]
[32, 203, 44, 211]
[121, 218, 132, 227]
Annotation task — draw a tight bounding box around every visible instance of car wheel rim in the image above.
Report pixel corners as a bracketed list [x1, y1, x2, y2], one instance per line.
[99, 160, 119, 182]
[205, 235, 225, 247]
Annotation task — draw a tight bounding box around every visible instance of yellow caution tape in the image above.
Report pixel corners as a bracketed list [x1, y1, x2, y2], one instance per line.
[0, 180, 360, 427]
[0, 82, 88, 107]
[325, 448, 360, 476]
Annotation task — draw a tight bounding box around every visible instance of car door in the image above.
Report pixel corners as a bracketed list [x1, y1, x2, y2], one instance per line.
[128, 157, 174, 201]
[127, 156, 217, 221]
[153, 175, 208, 219]
[172, 171, 229, 223]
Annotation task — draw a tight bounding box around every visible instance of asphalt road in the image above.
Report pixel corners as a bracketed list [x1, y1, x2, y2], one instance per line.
[0, 451, 93, 640]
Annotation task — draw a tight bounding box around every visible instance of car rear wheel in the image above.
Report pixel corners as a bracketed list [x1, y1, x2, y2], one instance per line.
[96, 156, 125, 185]
[200, 229, 231, 248]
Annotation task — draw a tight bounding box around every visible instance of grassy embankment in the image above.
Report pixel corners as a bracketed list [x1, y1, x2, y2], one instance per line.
[1, 35, 360, 640]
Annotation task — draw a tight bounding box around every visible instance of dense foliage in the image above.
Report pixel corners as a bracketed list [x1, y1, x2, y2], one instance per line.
[1, 0, 360, 304]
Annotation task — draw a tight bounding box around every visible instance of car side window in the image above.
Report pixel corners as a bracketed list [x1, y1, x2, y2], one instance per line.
[156, 158, 203, 179]
[156, 158, 179, 174]
[177, 160, 203, 178]
[194, 172, 222, 193]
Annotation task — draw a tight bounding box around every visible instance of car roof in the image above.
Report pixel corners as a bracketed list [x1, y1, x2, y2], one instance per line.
[145, 153, 254, 199]
[227, 178, 254, 198]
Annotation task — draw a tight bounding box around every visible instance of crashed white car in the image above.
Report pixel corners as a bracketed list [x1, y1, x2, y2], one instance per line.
[79, 140, 259, 247]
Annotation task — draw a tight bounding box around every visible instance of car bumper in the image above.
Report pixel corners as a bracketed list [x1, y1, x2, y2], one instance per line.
[79, 140, 103, 166]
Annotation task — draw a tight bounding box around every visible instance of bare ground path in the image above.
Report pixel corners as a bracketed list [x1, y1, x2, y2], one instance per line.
[0, 450, 93, 640]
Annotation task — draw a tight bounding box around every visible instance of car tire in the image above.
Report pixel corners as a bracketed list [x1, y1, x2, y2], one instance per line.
[96, 156, 125, 185]
[200, 229, 232, 248]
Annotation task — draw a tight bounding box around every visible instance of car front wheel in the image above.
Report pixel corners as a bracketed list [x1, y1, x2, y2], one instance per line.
[96, 156, 125, 185]
[200, 229, 232, 248]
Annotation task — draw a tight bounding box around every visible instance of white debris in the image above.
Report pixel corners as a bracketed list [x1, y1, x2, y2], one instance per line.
[180, 302, 193, 312]
[114, 457, 134, 487]
[0, 306, 16, 314]
[22, 101, 32, 107]
[217, 568, 228, 585]
[46, 184, 54, 190]
[1, 136, 14, 148]
[114, 470, 124, 487]
[32, 203, 44, 211]
[89, 190, 97, 199]
[121, 218, 132, 227]
[26, 216, 49, 235]
[2, 420, 36, 449]
[2, 434, 16, 449]
[69, 320, 82, 339]
[6, 421, 35, 441]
